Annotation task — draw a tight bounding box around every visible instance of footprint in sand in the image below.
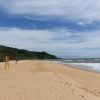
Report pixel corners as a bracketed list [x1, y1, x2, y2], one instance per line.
[98, 91, 100, 94]
[65, 82, 72, 87]
[80, 87, 100, 97]
[78, 95, 85, 98]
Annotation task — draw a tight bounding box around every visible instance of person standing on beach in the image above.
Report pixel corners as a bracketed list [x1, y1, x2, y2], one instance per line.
[3, 48, 10, 70]
[15, 48, 18, 65]
[5, 56, 10, 70]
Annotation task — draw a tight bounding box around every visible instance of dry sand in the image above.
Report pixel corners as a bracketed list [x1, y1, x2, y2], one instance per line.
[0, 60, 100, 100]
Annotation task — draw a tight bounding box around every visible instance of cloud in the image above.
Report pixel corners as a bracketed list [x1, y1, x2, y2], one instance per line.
[0, 27, 100, 57]
[1, 0, 100, 23]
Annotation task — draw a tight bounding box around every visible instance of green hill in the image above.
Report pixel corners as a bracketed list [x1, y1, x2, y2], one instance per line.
[0, 45, 58, 62]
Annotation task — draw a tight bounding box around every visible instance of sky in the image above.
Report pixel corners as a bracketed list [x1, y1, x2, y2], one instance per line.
[0, 0, 100, 58]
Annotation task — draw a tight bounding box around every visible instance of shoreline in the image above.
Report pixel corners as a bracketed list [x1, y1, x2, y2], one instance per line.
[42, 60, 100, 74]
[0, 60, 100, 100]
[1, 60, 100, 74]
[63, 63, 100, 74]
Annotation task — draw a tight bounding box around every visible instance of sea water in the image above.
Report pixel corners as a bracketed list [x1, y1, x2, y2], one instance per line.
[45, 58, 100, 72]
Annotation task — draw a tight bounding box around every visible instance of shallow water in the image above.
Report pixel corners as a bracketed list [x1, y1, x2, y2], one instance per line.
[44, 58, 100, 72]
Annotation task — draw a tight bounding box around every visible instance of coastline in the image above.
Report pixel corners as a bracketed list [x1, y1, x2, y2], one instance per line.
[42, 60, 100, 74]
[63, 63, 100, 74]
[0, 60, 100, 100]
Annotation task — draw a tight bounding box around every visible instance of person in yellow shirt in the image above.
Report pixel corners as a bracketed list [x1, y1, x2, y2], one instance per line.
[5, 56, 10, 70]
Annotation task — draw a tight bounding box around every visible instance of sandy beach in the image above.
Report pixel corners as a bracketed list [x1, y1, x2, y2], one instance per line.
[0, 60, 100, 100]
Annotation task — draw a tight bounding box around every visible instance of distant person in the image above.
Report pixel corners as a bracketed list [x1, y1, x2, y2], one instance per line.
[15, 48, 18, 65]
[15, 58, 17, 65]
[5, 56, 10, 70]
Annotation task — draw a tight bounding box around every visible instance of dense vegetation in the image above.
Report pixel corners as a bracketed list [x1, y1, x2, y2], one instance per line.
[0, 45, 58, 62]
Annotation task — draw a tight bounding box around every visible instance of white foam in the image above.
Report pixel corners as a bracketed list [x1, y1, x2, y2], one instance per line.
[65, 60, 73, 61]
[70, 63, 100, 71]
[42, 60, 100, 71]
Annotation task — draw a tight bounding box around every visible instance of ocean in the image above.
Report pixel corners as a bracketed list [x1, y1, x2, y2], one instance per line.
[44, 58, 100, 72]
